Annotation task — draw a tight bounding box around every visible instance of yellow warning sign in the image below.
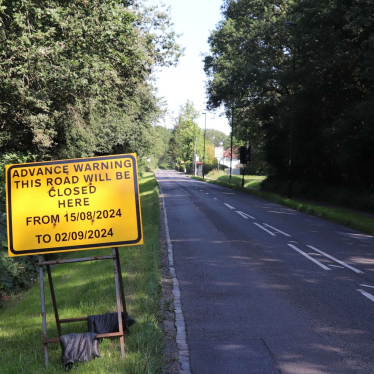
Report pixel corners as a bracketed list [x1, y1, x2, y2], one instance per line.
[6, 154, 143, 257]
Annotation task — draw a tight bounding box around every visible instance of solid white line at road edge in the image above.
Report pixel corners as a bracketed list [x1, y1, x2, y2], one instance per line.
[307, 245, 364, 274]
[224, 203, 236, 210]
[357, 289, 374, 303]
[254, 223, 276, 236]
[159, 186, 192, 373]
[287, 244, 331, 270]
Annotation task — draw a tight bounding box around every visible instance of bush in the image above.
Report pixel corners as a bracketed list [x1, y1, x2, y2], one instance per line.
[203, 163, 227, 175]
[0, 153, 37, 205]
[0, 213, 38, 306]
[261, 175, 374, 213]
[207, 168, 227, 177]
[248, 150, 272, 176]
[0, 153, 38, 306]
[159, 163, 172, 170]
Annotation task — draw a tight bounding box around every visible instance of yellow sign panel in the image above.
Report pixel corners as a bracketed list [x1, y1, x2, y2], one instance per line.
[6, 154, 143, 257]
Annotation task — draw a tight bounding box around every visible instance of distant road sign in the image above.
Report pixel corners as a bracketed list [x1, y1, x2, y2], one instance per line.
[214, 146, 224, 158]
[6, 154, 143, 257]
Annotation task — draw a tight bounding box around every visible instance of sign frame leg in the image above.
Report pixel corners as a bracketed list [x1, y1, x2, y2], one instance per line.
[115, 247, 129, 330]
[112, 247, 125, 358]
[46, 256, 62, 337]
[38, 255, 49, 368]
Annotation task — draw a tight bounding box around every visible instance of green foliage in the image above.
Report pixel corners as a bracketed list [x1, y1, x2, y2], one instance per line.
[0, 153, 39, 306]
[0, 152, 36, 207]
[205, 129, 230, 149]
[0, 0, 182, 300]
[205, 170, 265, 189]
[0, 0, 182, 161]
[248, 149, 272, 176]
[262, 175, 374, 213]
[148, 125, 173, 170]
[168, 100, 203, 170]
[204, 0, 374, 194]
[0, 212, 38, 307]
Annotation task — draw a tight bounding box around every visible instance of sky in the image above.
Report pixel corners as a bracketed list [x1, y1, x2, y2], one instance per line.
[154, 0, 231, 135]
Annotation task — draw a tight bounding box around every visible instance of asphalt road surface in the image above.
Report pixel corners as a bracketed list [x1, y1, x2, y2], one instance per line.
[156, 170, 374, 374]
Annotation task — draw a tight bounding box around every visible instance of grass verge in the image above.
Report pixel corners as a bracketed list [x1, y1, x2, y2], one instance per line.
[206, 171, 265, 189]
[192, 175, 374, 236]
[0, 172, 164, 374]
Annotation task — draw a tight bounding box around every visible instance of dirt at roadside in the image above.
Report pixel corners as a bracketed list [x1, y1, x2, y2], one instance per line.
[159, 196, 180, 374]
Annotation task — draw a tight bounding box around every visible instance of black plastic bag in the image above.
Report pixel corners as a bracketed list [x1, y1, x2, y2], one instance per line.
[87, 312, 136, 335]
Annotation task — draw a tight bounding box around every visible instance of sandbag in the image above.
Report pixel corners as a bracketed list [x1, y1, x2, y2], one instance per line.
[60, 332, 100, 371]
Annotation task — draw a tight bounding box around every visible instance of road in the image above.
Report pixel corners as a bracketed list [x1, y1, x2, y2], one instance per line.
[156, 170, 374, 374]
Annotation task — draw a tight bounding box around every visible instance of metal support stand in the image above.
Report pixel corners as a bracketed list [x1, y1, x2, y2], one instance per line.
[38, 248, 128, 368]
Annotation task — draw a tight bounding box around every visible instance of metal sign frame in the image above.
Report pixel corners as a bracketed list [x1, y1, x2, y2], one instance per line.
[38, 247, 128, 368]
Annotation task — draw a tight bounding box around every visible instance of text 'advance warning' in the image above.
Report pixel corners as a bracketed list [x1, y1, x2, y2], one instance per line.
[6, 154, 143, 256]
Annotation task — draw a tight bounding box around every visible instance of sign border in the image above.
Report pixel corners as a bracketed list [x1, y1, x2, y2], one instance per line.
[6, 154, 142, 256]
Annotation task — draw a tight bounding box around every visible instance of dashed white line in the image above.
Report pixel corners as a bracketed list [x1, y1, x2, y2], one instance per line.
[360, 284, 374, 289]
[307, 245, 364, 274]
[287, 244, 331, 270]
[236, 211, 255, 220]
[254, 223, 276, 236]
[263, 223, 291, 237]
[357, 289, 374, 303]
[224, 203, 236, 210]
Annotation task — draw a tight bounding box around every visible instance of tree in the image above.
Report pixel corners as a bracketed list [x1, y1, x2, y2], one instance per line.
[204, 0, 288, 178]
[205, 143, 216, 165]
[205, 129, 230, 149]
[204, 0, 374, 191]
[168, 101, 203, 170]
[149, 125, 173, 169]
[0, 0, 182, 299]
[0, 0, 182, 161]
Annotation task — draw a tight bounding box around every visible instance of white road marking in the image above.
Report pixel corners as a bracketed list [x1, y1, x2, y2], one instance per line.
[254, 223, 276, 236]
[360, 284, 374, 289]
[307, 245, 364, 274]
[329, 265, 345, 269]
[263, 223, 291, 237]
[357, 289, 374, 303]
[214, 198, 218, 200]
[236, 211, 255, 220]
[224, 203, 236, 210]
[287, 244, 331, 270]
[206, 193, 209, 195]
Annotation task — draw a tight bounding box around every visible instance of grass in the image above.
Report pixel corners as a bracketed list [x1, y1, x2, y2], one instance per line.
[206, 170, 265, 189]
[193, 174, 374, 237]
[0, 172, 164, 374]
